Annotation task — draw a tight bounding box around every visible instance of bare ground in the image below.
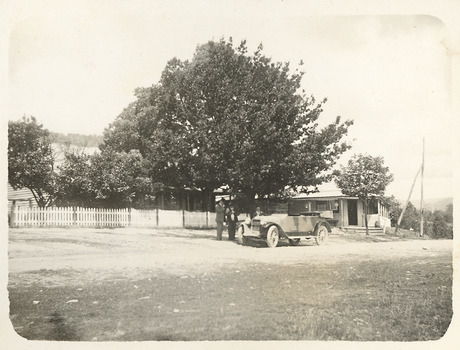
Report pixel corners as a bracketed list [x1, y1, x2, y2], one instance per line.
[6, 227, 454, 341]
[8, 227, 452, 281]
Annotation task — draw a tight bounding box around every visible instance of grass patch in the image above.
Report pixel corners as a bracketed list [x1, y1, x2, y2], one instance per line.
[8, 255, 452, 341]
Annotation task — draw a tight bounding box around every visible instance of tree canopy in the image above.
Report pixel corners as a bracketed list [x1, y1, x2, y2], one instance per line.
[102, 39, 353, 208]
[8, 116, 55, 207]
[54, 149, 160, 208]
[8, 115, 158, 209]
[53, 150, 92, 207]
[335, 153, 393, 234]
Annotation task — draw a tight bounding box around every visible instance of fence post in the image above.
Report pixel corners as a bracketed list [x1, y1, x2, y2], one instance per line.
[73, 207, 78, 226]
[182, 209, 185, 228]
[156, 208, 159, 227]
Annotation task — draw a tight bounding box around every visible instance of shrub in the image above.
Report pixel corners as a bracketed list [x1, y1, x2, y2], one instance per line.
[431, 211, 452, 239]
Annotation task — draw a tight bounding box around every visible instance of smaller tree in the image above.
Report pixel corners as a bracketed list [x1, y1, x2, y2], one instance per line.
[443, 203, 453, 224]
[88, 150, 160, 208]
[54, 150, 93, 207]
[383, 195, 402, 227]
[54, 148, 162, 208]
[8, 116, 55, 207]
[335, 154, 393, 235]
[432, 210, 452, 239]
[399, 201, 420, 231]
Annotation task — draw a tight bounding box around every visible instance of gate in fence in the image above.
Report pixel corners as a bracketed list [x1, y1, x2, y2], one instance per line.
[9, 206, 217, 229]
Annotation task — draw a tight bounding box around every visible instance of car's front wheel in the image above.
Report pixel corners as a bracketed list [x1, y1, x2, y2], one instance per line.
[315, 224, 329, 246]
[266, 226, 279, 248]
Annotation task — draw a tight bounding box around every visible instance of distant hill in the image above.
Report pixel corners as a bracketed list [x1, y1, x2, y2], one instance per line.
[410, 197, 453, 211]
[50, 132, 103, 148]
[50, 132, 102, 167]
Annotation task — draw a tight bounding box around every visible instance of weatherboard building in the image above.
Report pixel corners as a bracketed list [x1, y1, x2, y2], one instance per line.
[293, 186, 392, 234]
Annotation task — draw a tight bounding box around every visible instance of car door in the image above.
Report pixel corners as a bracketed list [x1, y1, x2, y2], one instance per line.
[284, 215, 315, 236]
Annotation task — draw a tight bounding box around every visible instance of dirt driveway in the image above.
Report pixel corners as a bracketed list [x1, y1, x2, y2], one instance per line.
[8, 227, 452, 284]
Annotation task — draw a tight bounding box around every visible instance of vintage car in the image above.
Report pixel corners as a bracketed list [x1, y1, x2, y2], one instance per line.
[236, 198, 334, 248]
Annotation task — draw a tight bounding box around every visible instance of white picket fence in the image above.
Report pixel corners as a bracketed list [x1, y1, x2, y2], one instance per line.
[10, 206, 218, 229]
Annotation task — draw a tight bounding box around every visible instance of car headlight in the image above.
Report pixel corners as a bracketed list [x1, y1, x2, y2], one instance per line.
[260, 220, 267, 227]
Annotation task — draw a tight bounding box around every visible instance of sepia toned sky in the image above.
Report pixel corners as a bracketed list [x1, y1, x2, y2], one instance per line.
[4, 0, 459, 201]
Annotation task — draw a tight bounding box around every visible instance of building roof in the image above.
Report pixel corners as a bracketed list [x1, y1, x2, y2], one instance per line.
[293, 183, 347, 199]
[294, 191, 358, 200]
[292, 182, 384, 201]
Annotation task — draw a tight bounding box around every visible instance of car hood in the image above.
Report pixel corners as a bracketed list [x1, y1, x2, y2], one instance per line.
[254, 214, 287, 224]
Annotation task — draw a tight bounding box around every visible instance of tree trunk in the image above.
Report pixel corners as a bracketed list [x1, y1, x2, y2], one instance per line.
[202, 188, 214, 212]
[30, 188, 46, 208]
[243, 189, 256, 215]
[364, 198, 369, 235]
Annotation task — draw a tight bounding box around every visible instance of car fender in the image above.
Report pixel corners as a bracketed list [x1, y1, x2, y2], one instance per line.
[237, 221, 250, 233]
[314, 220, 332, 233]
[258, 221, 288, 239]
[266, 222, 284, 233]
[238, 220, 286, 238]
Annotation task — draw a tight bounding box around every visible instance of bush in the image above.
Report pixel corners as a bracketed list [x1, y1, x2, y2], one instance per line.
[430, 211, 453, 239]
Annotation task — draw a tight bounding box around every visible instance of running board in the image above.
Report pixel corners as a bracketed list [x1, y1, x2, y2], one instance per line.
[281, 234, 315, 240]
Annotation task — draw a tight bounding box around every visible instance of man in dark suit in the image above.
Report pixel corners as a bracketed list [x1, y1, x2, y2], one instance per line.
[215, 198, 225, 240]
[225, 203, 238, 241]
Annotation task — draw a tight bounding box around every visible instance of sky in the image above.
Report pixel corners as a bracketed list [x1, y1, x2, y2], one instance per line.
[3, 0, 459, 202]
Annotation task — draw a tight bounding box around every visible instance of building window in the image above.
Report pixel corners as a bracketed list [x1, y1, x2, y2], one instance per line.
[316, 201, 328, 211]
[332, 200, 339, 213]
[315, 200, 339, 213]
[368, 200, 379, 214]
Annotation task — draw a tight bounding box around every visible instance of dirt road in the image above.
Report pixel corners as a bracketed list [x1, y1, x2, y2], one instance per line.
[7, 228, 454, 341]
[8, 227, 452, 284]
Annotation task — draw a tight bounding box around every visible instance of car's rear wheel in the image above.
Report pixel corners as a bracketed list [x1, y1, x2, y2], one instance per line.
[266, 226, 279, 248]
[289, 239, 301, 246]
[236, 226, 246, 245]
[315, 224, 329, 246]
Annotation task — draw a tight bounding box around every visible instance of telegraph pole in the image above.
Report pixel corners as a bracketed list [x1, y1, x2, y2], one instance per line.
[420, 138, 425, 237]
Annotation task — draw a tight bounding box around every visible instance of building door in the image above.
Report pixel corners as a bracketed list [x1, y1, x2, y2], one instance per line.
[348, 200, 358, 225]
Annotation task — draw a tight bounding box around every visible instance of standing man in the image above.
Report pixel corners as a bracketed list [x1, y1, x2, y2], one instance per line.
[215, 198, 225, 240]
[225, 203, 238, 241]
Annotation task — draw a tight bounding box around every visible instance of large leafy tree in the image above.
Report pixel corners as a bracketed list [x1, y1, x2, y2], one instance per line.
[335, 154, 394, 235]
[8, 116, 55, 207]
[102, 39, 353, 210]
